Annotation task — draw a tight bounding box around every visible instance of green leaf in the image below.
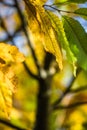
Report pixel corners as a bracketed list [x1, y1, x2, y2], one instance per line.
[74, 8, 87, 20]
[62, 16, 87, 71]
[46, 11, 76, 69]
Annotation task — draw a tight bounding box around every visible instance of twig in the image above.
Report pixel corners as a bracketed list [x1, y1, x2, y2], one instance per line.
[23, 62, 39, 80]
[0, 118, 27, 130]
[0, 20, 23, 43]
[52, 68, 81, 110]
[43, 4, 74, 14]
[0, 1, 16, 7]
[1, 0, 41, 80]
[54, 101, 87, 110]
[0, 17, 15, 45]
[14, 0, 41, 76]
[52, 76, 75, 110]
[70, 85, 87, 93]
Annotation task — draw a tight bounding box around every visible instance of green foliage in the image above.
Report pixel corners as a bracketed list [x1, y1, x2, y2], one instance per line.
[62, 16, 87, 71]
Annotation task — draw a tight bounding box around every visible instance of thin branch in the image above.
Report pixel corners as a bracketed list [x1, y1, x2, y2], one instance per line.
[0, 118, 27, 130]
[0, 17, 15, 45]
[1, 0, 41, 79]
[23, 62, 39, 80]
[14, 0, 41, 76]
[70, 85, 87, 93]
[0, 24, 23, 43]
[0, 1, 16, 7]
[52, 68, 81, 110]
[54, 101, 87, 110]
[52, 76, 75, 110]
[43, 4, 74, 14]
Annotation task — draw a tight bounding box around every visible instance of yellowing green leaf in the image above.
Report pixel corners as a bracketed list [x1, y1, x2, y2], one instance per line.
[42, 26, 63, 70]
[46, 11, 77, 73]
[25, 1, 63, 69]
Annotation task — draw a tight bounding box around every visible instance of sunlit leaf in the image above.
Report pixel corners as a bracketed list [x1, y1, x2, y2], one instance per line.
[28, 0, 47, 5]
[0, 66, 17, 118]
[25, 1, 63, 69]
[0, 43, 25, 117]
[0, 43, 25, 64]
[39, 10, 63, 69]
[46, 11, 77, 73]
[74, 8, 87, 20]
[62, 16, 87, 71]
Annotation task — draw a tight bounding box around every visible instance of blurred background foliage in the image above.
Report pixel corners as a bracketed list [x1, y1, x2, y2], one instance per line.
[0, 0, 87, 130]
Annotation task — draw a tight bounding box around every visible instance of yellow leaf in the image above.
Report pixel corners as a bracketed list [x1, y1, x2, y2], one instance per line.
[0, 43, 25, 64]
[0, 43, 25, 118]
[42, 26, 63, 70]
[0, 65, 18, 118]
[29, 0, 47, 5]
[25, 1, 63, 69]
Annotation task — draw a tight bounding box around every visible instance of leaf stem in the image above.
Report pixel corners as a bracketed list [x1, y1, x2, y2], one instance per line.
[14, 0, 41, 76]
[43, 4, 74, 14]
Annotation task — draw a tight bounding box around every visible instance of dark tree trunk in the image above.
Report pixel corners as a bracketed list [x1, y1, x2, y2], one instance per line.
[34, 77, 51, 130]
[34, 52, 53, 130]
